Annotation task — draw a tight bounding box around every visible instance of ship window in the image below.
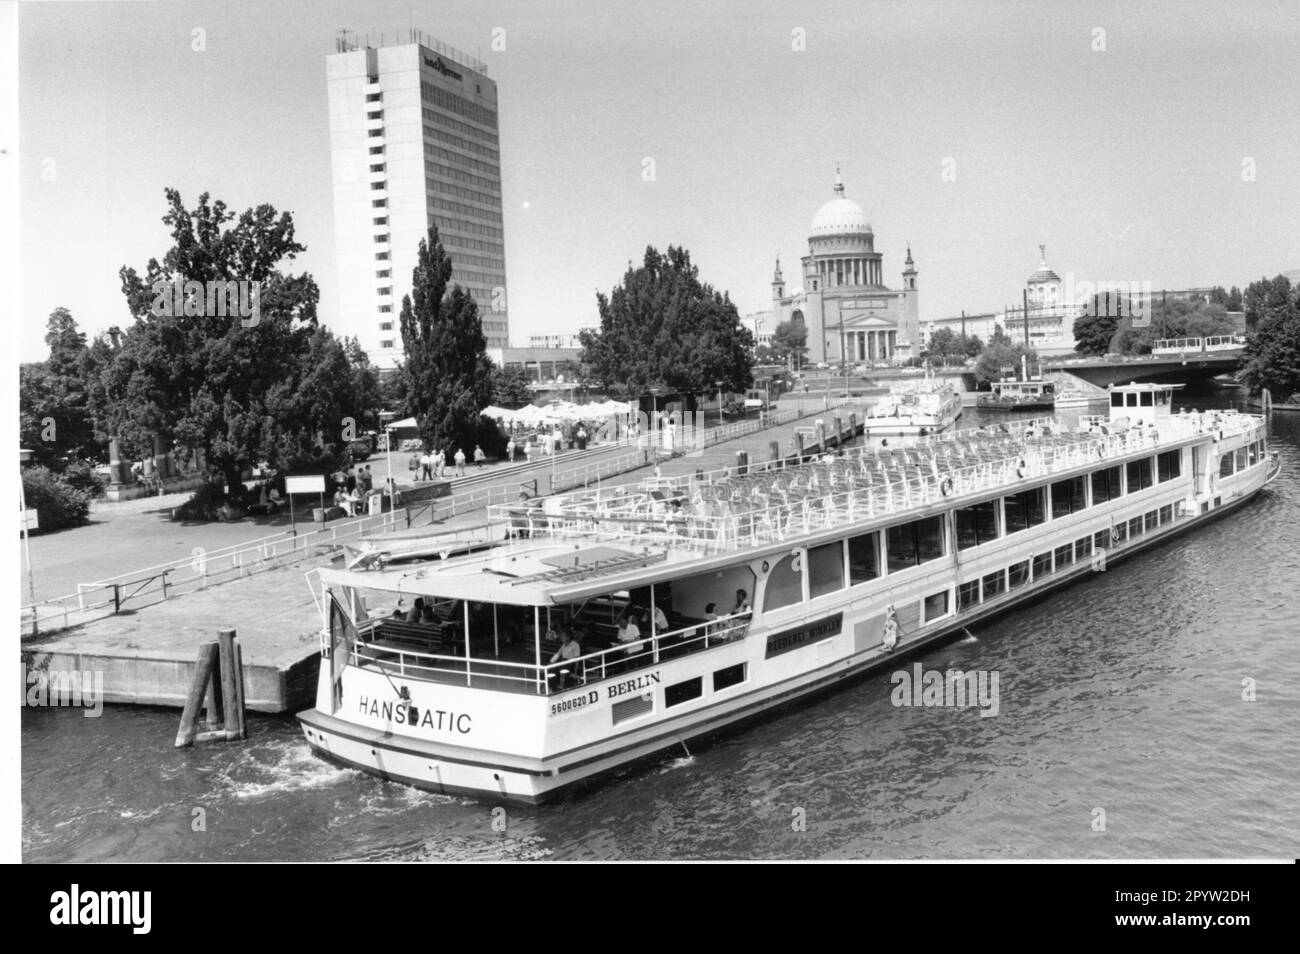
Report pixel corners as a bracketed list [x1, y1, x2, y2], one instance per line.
[1218, 454, 1234, 477]
[1113, 523, 1128, 544]
[1126, 392, 1138, 407]
[1125, 458, 1153, 492]
[1145, 510, 1158, 533]
[1157, 450, 1181, 482]
[1032, 552, 1052, 579]
[1128, 516, 1143, 538]
[1008, 560, 1030, 589]
[1054, 543, 1074, 567]
[955, 500, 998, 549]
[1076, 535, 1093, 557]
[1050, 476, 1087, 518]
[958, 580, 980, 610]
[1140, 391, 1154, 406]
[1111, 392, 1124, 408]
[612, 695, 653, 724]
[763, 554, 803, 612]
[923, 589, 950, 623]
[1235, 447, 1247, 471]
[982, 569, 1006, 598]
[713, 664, 746, 693]
[847, 532, 880, 584]
[1003, 487, 1045, 534]
[1248, 443, 1258, 466]
[1091, 465, 1122, 504]
[808, 542, 845, 598]
[1159, 504, 1173, 524]
[886, 515, 945, 571]
[665, 677, 703, 708]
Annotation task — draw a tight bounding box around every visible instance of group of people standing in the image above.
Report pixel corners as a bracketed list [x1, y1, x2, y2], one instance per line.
[410, 446, 485, 480]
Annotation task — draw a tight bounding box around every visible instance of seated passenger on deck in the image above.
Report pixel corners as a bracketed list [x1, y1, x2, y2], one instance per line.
[405, 597, 425, 623]
[549, 630, 583, 689]
[616, 612, 642, 657]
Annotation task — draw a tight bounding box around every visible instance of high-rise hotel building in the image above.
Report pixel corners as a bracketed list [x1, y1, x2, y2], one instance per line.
[327, 30, 509, 367]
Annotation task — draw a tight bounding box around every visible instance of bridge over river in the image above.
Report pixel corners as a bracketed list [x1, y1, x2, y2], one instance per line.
[1045, 335, 1246, 388]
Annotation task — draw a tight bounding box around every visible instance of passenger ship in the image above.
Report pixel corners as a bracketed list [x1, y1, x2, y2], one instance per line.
[298, 384, 1279, 803]
[976, 376, 1056, 412]
[863, 379, 963, 437]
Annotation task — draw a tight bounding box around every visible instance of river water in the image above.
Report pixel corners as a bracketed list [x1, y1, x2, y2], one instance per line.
[22, 390, 1300, 860]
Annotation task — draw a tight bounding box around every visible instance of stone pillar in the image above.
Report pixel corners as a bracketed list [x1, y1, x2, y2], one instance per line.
[108, 436, 129, 485]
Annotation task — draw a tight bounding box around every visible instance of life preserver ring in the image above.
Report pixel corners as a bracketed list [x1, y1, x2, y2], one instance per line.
[1016, 458, 1027, 479]
[940, 476, 954, 497]
[1111, 525, 1121, 544]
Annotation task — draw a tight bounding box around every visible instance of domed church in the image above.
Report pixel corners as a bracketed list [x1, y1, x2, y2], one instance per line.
[767, 169, 920, 366]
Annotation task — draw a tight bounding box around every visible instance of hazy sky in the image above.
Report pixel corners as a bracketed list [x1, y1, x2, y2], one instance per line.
[16, 0, 1300, 362]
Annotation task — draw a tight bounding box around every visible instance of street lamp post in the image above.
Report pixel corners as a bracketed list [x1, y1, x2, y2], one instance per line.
[384, 422, 396, 516]
[715, 380, 724, 429]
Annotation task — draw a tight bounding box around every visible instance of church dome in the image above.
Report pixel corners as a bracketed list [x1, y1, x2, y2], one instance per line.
[809, 170, 872, 239]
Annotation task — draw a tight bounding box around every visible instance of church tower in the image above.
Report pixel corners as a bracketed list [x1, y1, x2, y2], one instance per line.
[771, 257, 785, 301]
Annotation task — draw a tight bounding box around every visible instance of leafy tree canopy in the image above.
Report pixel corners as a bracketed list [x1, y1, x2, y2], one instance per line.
[579, 245, 754, 397]
[1240, 275, 1300, 400]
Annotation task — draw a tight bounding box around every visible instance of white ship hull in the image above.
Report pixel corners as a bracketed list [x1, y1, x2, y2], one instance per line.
[299, 404, 1277, 803]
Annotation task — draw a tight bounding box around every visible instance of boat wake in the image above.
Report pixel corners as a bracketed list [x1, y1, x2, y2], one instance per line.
[218, 739, 362, 800]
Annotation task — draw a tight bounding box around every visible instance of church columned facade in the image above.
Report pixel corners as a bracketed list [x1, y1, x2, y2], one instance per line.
[768, 170, 920, 366]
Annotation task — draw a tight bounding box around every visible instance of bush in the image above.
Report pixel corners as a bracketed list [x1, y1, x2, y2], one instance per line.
[62, 460, 107, 499]
[173, 481, 228, 522]
[22, 465, 91, 533]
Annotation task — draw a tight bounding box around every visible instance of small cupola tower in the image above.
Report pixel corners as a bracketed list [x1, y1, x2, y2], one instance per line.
[771, 256, 785, 301]
[903, 245, 917, 291]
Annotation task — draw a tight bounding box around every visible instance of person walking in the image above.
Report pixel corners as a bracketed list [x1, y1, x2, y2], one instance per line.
[473, 445, 486, 468]
[454, 448, 467, 476]
[506, 437, 516, 463]
[420, 448, 433, 481]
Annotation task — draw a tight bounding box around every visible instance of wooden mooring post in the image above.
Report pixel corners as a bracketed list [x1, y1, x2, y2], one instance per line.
[174, 629, 248, 747]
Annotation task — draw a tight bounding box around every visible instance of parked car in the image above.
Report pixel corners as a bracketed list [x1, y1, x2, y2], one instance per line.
[347, 436, 374, 460]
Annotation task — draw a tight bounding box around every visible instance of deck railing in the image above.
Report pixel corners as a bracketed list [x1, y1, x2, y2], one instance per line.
[351, 611, 752, 695]
[485, 411, 1264, 554]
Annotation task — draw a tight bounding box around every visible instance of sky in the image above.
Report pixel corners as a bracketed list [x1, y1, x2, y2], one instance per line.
[14, 0, 1300, 362]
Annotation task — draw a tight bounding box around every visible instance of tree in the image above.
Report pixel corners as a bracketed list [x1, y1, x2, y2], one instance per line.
[97, 188, 365, 492]
[398, 224, 500, 456]
[1240, 275, 1300, 400]
[769, 319, 808, 370]
[1209, 285, 1244, 312]
[18, 308, 97, 467]
[963, 334, 985, 358]
[491, 365, 533, 408]
[1072, 291, 1133, 355]
[579, 245, 754, 396]
[975, 340, 1037, 386]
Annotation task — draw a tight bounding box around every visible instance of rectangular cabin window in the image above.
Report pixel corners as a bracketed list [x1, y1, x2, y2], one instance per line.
[808, 541, 845, 599]
[763, 554, 804, 612]
[1076, 535, 1093, 558]
[886, 515, 945, 572]
[1055, 543, 1075, 567]
[665, 677, 703, 708]
[1004, 487, 1045, 534]
[955, 500, 998, 549]
[612, 695, 653, 725]
[1156, 450, 1181, 482]
[958, 580, 980, 610]
[1159, 504, 1173, 524]
[713, 663, 747, 693]
[1219, 453, 1234, 478]
[1140, 391, 1154, 406]
[1125, 458, 1153, 493]
[1248, 443, 1258, 466]
[1235, 447, 1248, 471]
[1032, 552, 1052, 579]
[923, 589, 950, 623]
[1113, 522, 1128, 544]
[1144, 510, 1158, 533]
[1092, 465, 1122, 504]
[1008, 559, 1030, 589]
[1128, 516, 1143, 538]
[982, 569, 1006, 599]
[1126, 392, 1138, 407]
[1051, 476, 1087, 518]
[1111, 392, 1124, 408]
[847, 532, 880, 584]
[1093, 529, 1110, 552]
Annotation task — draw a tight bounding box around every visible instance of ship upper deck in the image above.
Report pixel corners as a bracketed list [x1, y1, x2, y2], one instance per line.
[321, 408, 1262, 605]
